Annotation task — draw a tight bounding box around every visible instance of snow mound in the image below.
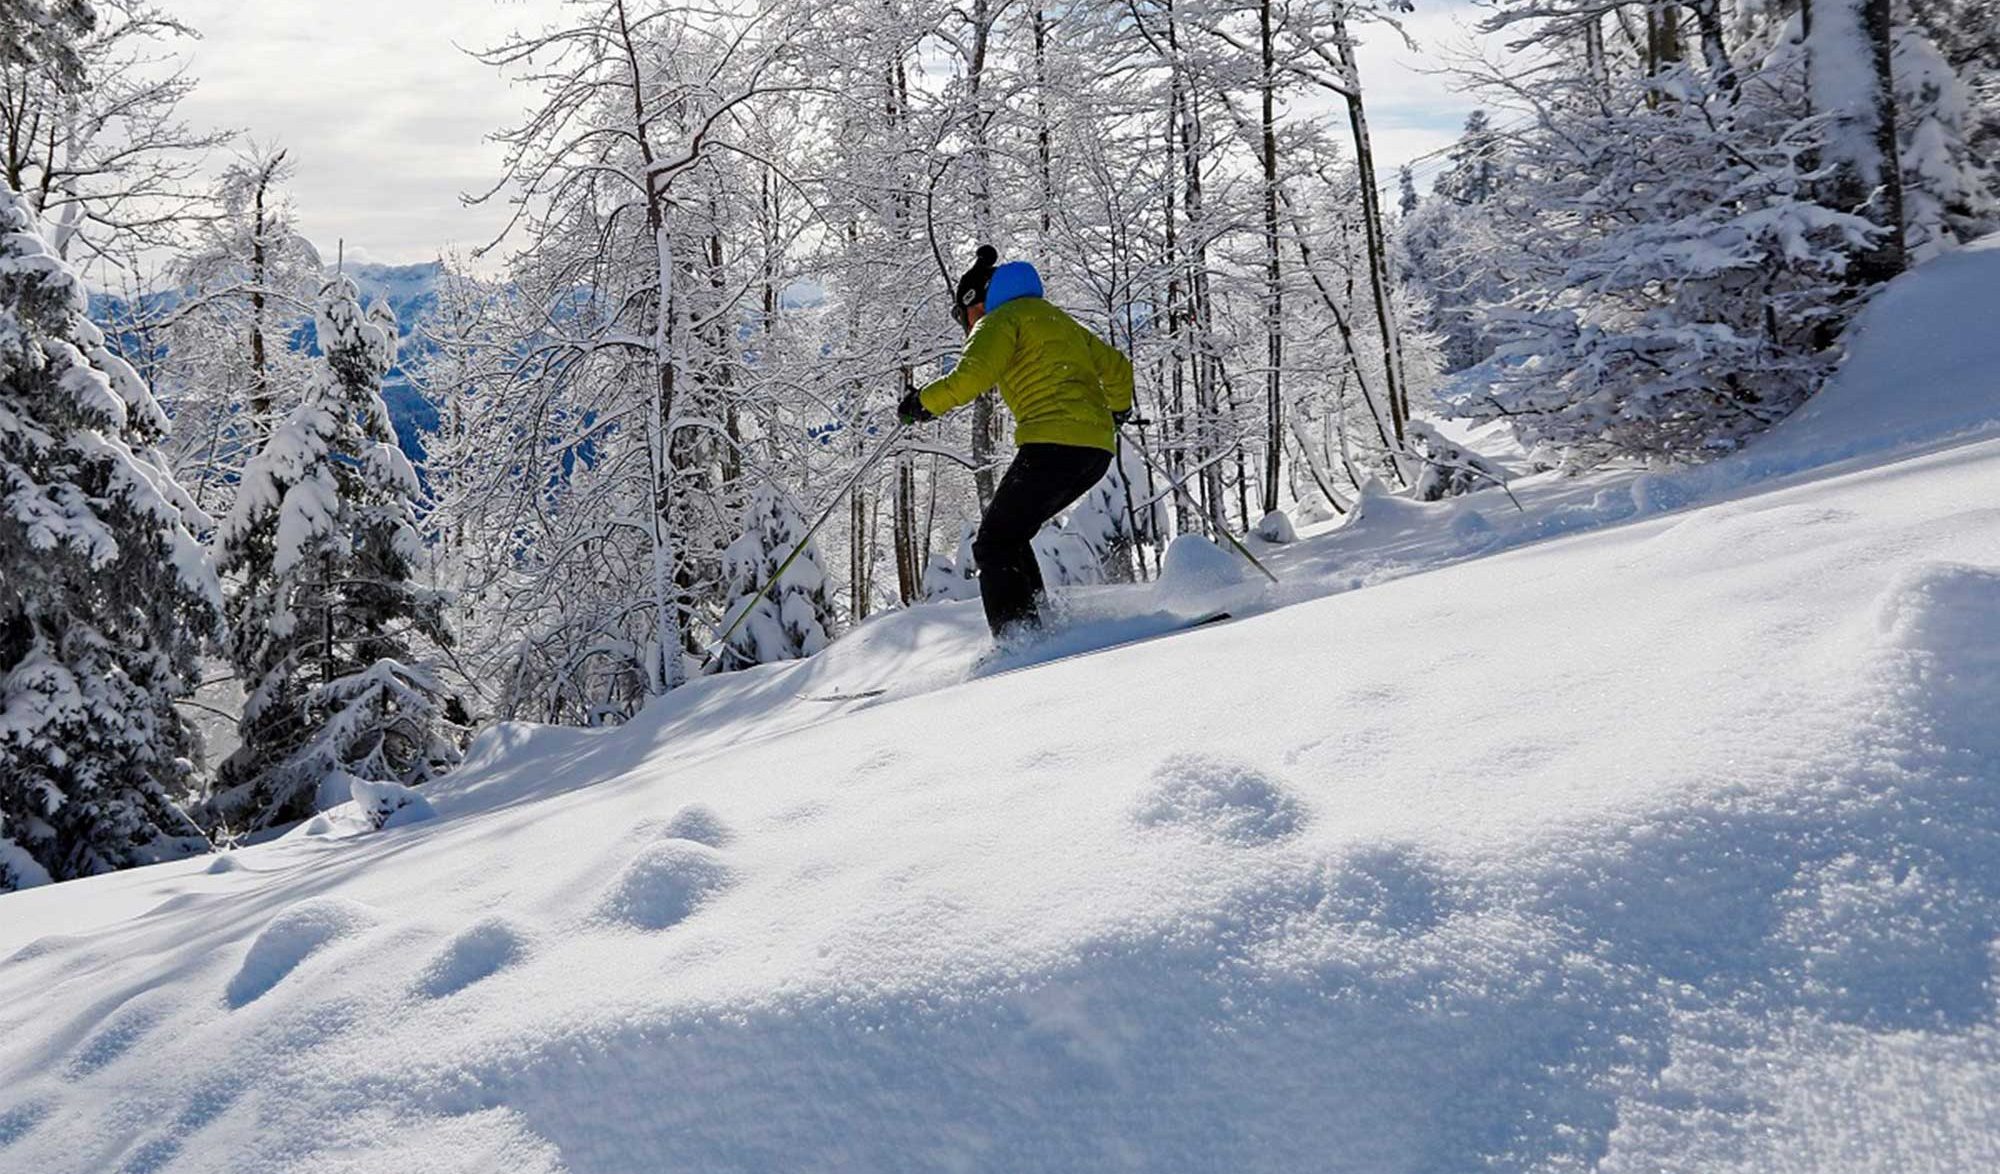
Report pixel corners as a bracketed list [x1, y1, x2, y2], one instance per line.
[6, 935, 80, 964]
[594, 840, 733, 931]
[1875, 561, 2000, 764]
[1253, 509, 1297, 544]
[1754, 235, 2000, 468]
[657, 803, 734, 848]
[0, 1103, 48, 1148]
[225, 898, 379, 1008]
[283, 1107, 566, 1174]
[349, 775, 437, 830]
[204, 854, 240, 874]
[415, 917, 530, 1000]
[65, 998, 164, 1079]
[1133, 754, 1307, 846]
[1343, 479, 1449, 540]
[1450, 507, 1498, 552]
[1155, 533, 1246, 599]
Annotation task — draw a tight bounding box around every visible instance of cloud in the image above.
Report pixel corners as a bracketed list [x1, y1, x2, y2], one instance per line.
[170, 0, 554, 266]
[158, 0, 1494, 267]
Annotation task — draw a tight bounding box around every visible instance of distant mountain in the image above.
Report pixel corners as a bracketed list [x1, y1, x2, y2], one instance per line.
[89, 259, 450, 465]
[96, 259, 823, 468]
[346, 261, 447, 460]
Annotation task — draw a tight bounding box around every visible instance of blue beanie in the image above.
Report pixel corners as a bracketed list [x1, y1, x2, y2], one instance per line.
[983, 261, 1044, 312]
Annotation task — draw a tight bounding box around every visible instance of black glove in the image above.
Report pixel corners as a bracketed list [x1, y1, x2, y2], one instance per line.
[1112, 408, 1132, 429]
[898, 389, 936, 425]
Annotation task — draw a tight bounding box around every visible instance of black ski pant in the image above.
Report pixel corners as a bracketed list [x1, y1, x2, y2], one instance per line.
[973, 442, 1113, 637]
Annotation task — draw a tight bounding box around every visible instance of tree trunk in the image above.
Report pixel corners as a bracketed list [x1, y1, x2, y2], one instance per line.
[615, 0, 685, 693]
[1329, 6, 1411, 480]
[1689, 0, 1737, 94]
[249, 156, 277, 427]
[1163, 2, 1194, 535]
[1584, 14, 1608, 92]
[1259, 0, 1283, 514]
[968, 0, 1001, 509]
[1804, 0, 1908, 287]
[1033, 6, 1054, 240]
[1173, 29, 1224, 528]
[851, 489, 871, 621]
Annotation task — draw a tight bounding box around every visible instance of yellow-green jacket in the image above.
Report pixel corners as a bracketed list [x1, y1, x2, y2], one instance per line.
[917, 297, 1135, 453]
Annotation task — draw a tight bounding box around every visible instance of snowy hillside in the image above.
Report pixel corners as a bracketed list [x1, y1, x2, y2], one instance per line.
[4, 241, 2000, 1172]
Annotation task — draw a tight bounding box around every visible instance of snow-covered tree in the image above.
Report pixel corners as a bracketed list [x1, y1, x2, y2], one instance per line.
[151, 146, 322, 510]
[1902, 0, 1998, 162]
[444, 0, 823, 719]
[1891, 23, 2000, 260]
[1432, 12, 1891, 466]
[204, 275, 457, 833]
[922, 526, 982, 602]
[0, 1, 231, 265]
[1433, 110, 1500, 207]
[1064, 447, 1161, 582]
[0, 184, 218, 889]
[716, 485, 838, 672]
[0, 1, 93, 92]
[1806, 0, 1909, 285]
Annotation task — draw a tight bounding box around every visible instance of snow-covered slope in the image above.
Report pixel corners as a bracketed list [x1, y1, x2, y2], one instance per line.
[5, 243, 2000, 1173]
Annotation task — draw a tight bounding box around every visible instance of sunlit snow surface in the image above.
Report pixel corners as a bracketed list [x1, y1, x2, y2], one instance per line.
[4, 239, 2000, 1172]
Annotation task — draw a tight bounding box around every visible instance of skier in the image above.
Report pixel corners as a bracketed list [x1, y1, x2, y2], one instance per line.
[899, 245, 1135, 638]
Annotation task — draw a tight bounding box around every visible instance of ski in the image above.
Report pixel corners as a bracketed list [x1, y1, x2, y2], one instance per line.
[971, 610, 1236, 679]
[799, 689, 888, 703]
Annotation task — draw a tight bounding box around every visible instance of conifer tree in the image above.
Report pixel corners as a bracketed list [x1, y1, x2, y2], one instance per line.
[1065, 451, 1158, 583]
[0, 185, 219, 889]
[716, 485, 837, 672]
[204, 275, 457, 833]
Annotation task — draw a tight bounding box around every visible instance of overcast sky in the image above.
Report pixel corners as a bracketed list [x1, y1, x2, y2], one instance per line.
[168, 0, 1486, 270]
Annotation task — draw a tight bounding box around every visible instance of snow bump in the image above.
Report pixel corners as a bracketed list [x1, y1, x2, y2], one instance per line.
[659, 803, 734, 848]
[64, 1000, 164, 1079]
[225, 898, 380, 1008]
[1155, 534, 1247, 598]
[1134, 754, 1307, 846]
[415, 917, 530, 1000]
[0, 1101, 48, 1150]
[595, 840, 734, 931]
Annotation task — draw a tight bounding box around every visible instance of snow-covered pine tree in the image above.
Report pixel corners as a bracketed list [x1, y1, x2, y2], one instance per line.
[1064, 447, 1160, 582]
[0, 185, 219, 890]
[1903, 0, 1998, 163]
[1439, 13, 1883, 466]
[0, 1, 93, 92]
[1401, 111, 1513, 375]
[716, 484, 837, 672]
[1891, 23, 2000, 260]
[921, 526, 982, 603]
[204, 275, 457, 833]
[1806, 0, 1909, 286]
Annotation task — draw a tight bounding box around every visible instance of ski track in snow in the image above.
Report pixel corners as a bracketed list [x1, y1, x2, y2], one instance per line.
[1, 240, 1999, 1171]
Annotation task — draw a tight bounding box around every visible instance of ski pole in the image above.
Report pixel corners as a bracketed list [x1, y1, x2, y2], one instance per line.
[1115, 430, 1151, 582]
[1118, 423, 1280, 585]
[712, 419, 909, 656]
